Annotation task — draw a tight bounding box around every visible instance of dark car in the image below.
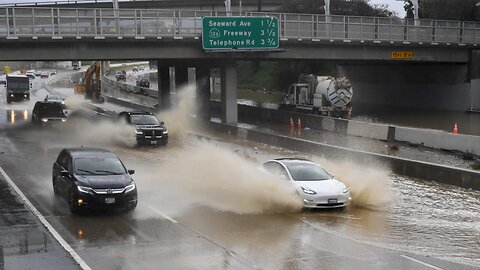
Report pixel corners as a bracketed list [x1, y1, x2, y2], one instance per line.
[115, 71, 126, 81]
[118, 111, 168, 146]
[40, 72, 49, 78]
[32, 101, 67, 125]
[52, 147, 138, 213]
[136, 79, 150, 88]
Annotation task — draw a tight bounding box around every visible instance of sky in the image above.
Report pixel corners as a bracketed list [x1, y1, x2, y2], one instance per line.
[369, 0, 406, 17]
[0, 0, 408, 18]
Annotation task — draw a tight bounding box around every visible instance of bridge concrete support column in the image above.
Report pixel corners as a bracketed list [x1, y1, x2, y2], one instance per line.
[157, 64, 171, 110]
[196, 66, 211, 121]
[220, 61, 238, 125]
[469, 50, 480, 110]
[100, 61, 110, 75]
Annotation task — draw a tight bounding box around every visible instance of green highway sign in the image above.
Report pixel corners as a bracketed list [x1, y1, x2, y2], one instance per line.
[202, 17, 279, 50]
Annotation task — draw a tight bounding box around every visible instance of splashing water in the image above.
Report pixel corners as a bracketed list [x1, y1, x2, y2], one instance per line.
[312, 157, 393, 209]
[146, 141, 303, 214]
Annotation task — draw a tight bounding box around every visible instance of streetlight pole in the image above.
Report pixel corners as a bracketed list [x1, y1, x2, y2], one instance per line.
[225, 0, 232, 16]
[324, 0, 330, 16]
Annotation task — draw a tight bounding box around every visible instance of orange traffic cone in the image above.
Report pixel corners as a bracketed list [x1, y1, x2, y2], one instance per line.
[290, 118, 294, 128]
[453, 123, 459, 134]
[297, 118, 302, 129]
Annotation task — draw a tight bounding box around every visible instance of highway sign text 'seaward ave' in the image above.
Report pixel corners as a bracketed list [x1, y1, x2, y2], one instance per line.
[202, 17, 279, 50]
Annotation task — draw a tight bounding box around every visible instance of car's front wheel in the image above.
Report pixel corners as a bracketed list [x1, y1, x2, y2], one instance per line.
[68, 188, 80, 214]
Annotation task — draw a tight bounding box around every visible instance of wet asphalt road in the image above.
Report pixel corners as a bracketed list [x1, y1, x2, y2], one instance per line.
[0, 74, 479, 270]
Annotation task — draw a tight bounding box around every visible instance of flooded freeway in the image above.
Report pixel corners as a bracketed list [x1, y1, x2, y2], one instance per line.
[0, 78, 479, 270]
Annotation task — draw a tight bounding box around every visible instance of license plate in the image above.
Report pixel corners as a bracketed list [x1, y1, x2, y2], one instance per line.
[150, 141, 157, 145]
[328, 199, 338, 204]
[105, 197, 115, 204]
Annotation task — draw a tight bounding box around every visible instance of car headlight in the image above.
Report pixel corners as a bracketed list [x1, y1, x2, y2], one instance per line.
[61, 118, 67, 122]
[77, 186, 93, 194]
[125, 183, 136, 193]
[10, 94, 14, 97]
[61, 101, 65, 105]
[342, 187, 349, 193]
[301, 186, 317, 195]
[163, 129, 168, 134]
[135, 130, 143, 135]
[41, 118, 48, 123]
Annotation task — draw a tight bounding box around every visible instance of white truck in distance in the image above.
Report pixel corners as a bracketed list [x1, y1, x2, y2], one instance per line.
[280, 74, 353, 119]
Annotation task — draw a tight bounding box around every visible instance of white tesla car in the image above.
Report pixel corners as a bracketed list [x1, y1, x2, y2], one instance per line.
[263, 158, 351, 208]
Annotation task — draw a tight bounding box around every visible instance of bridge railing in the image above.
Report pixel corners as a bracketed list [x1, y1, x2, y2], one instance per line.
[246, 12, 480, 45]
[0, 7, 478, 46]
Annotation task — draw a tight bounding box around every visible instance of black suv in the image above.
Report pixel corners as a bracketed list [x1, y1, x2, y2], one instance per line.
[118, 111, 168, 146]
[136, 79, 150, 88]
[32, 101, 67, 125]
[52, 147, 138, 213]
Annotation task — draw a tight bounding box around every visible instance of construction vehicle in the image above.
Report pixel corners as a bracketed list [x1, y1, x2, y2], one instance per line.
[74, 61, 103, 103]
[280, 74, 353, 119]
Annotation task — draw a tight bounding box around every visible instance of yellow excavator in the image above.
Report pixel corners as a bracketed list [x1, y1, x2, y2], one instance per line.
[74, 61, 103, 103]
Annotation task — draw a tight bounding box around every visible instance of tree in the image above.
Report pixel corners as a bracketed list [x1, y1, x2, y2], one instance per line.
[404, 0, 415, 19]
[278, 0, 395, 17]
[419, 0, 480, 21]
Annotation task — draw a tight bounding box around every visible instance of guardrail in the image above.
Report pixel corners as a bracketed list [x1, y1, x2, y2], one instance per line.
[0, 7, 478, 46]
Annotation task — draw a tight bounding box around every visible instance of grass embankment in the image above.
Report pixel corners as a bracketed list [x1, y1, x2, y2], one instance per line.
[237, 61, 285, 104]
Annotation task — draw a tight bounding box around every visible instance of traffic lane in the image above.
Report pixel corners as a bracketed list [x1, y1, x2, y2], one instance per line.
[2, 122, 478, 270]
[0, 129, 251, 270]
[108, 69, 158, 90]
[1, 79, 478, 270]
[0, 169, 80, 270]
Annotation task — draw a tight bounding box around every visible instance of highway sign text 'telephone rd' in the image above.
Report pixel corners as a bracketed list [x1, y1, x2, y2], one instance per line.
[202, 17, 279, 50]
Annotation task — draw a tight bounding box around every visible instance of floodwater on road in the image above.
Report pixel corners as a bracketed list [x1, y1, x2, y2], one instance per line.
[0, 81, 479, 269]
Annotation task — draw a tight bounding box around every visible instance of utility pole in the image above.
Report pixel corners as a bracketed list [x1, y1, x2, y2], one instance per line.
[411, 0, 419, 26]
[225, 0, 232, 16]
[112, 0, 119, 18]
[324, 0, 330, 16]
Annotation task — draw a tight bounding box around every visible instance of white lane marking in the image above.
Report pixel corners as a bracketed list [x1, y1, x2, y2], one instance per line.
[141, 202, 178, 223]
[0, 166, 92, 270]
[401, 255, 445, 270]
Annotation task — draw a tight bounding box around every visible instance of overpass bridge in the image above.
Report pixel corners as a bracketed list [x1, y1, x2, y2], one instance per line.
[0, 0, 279, 12]
[0, 6, 479, 123]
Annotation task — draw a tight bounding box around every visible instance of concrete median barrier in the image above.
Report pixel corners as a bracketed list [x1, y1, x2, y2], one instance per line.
[395, 126, 480, 155]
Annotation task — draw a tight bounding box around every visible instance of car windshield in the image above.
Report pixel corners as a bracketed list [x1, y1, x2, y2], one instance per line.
[38, 104, 64, 117]
[286, 163, 331, 181]
[74, 157, 126, 175]
[130, 115, 159, 125]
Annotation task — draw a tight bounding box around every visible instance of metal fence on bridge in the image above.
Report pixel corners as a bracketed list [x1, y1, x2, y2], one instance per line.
[0, 7, 478, 46]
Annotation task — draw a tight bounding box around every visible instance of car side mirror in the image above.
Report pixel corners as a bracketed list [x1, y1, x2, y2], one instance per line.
[128, 169, 135, 175]
[60, 170, 70, 177]
[64, 111, 68, 115]
[160, 121, 164, 125]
